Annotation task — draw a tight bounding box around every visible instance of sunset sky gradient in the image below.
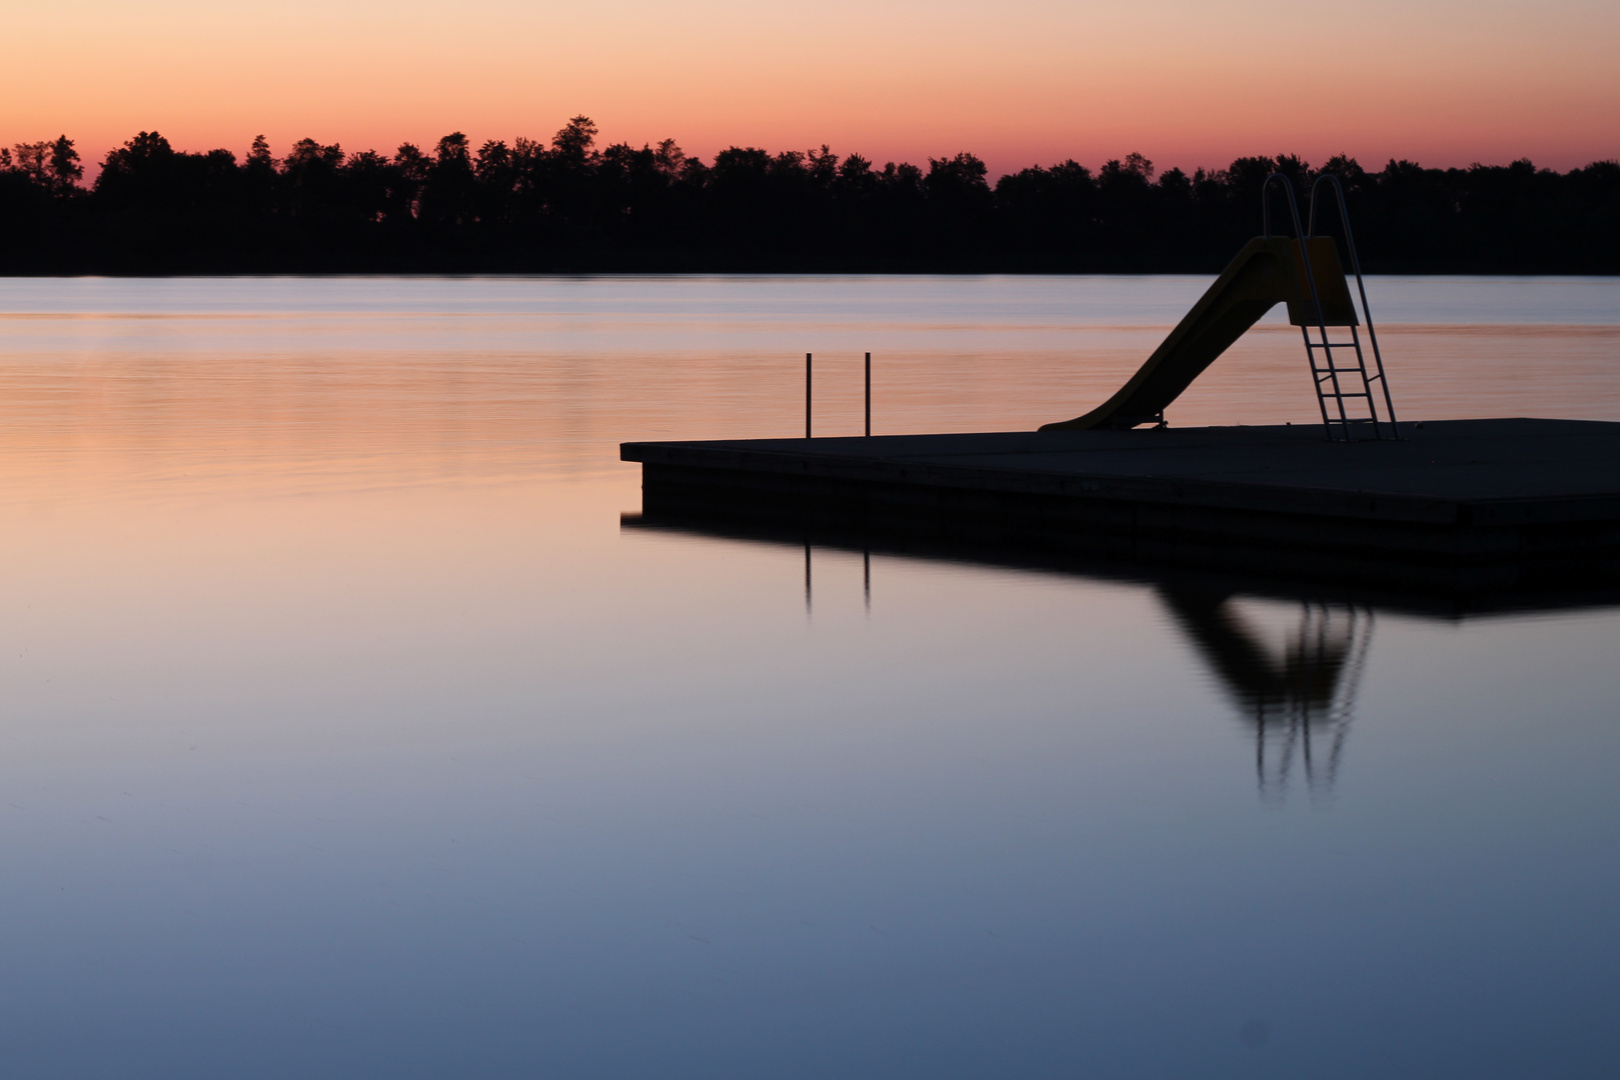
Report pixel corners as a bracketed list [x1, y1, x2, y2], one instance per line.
[7, 0, 1618, 176]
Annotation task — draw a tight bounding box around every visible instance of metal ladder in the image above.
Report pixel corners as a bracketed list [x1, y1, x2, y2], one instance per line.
[1262, 173, 1400, 441]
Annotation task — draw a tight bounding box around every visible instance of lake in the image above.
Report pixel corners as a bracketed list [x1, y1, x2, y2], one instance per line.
[1, 274, 1618, 1079]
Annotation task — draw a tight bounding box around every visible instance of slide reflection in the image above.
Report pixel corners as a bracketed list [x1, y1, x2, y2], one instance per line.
[1159, 590, 1372, 798]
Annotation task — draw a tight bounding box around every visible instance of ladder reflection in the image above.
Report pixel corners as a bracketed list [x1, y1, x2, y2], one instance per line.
[1160, 590, 1373, 799]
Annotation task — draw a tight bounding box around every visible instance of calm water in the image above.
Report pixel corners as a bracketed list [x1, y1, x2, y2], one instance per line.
[1, 275, 1618, 1079]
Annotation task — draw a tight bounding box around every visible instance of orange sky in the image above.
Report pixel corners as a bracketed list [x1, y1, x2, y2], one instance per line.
[6, 0, 1618, 176]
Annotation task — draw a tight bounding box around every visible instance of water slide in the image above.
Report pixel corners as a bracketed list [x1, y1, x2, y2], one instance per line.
[1040, 236, 1361, 431]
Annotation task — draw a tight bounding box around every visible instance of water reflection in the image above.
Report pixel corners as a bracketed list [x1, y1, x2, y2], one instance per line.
[1160, 590, 1372, 799]
[626, 508, 1620, 812]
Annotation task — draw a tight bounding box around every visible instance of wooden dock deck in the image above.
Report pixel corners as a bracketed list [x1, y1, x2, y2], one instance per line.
[622, 418, 1620, 593]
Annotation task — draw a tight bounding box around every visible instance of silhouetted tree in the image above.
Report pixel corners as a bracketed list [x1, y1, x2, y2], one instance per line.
[9, 136, 82, 193]
[2, 118, 1617, 273]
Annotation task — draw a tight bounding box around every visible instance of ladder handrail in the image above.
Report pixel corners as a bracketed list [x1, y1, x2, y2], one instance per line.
[1261, 173, 1342, 434]
[1307, 174, 1399, 432]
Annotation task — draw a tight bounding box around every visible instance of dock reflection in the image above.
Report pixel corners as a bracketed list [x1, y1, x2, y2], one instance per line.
[625, 505, 1619, 796]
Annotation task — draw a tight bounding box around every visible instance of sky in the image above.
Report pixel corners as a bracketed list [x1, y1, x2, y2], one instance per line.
[5, 0, 1618, 177]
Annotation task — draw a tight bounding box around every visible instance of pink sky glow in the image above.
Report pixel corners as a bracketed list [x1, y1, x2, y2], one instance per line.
[7, 0, 1617, 177]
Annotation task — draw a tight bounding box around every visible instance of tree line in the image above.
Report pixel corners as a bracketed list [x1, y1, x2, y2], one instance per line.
[2, 117, 1617, 274]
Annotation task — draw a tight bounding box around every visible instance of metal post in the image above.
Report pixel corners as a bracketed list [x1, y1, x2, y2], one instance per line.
[805, 353, 812, 439]
[864, 352, 871, 437]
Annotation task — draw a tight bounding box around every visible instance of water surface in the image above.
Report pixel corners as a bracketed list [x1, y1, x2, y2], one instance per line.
[1, 275, 1617, 1079]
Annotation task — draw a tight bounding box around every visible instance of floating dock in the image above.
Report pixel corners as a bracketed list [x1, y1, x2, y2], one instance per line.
[626, 185, 1617, 603]
[622, 418, 1620, 598]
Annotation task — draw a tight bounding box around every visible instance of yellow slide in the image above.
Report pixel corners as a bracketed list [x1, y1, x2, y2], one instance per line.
[1040, 236, 1360, 431]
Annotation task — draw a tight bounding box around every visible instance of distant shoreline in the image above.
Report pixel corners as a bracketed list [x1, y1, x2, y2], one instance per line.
[8, 269, 1620, 280]
[6, 121, 1617, 277]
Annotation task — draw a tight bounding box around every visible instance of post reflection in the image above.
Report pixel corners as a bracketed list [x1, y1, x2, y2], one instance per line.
[1159, 590, 1373, 799]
